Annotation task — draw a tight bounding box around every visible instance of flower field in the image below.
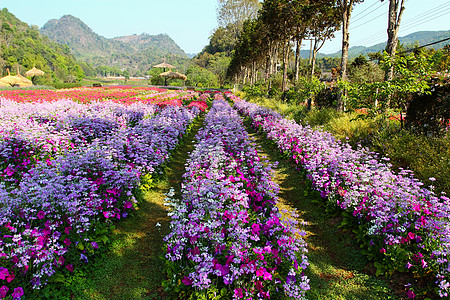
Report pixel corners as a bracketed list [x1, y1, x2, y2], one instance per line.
[1, 86, 449, 299]
[163, 98, 309, 299]
[0, 87, 203, 299]
[232, 96, 450, 298]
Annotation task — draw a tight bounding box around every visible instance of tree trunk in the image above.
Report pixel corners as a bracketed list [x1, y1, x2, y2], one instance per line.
[385, 0, 406, 82]
[340, 0, 353, 82]
[308, 39, 313, 65]
[310, 39, 318, 77]
[282, 41, 289, 92]
[294, 32, 302, 83]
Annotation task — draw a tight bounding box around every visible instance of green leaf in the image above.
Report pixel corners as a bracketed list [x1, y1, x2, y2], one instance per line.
[77, 242, 84, 250]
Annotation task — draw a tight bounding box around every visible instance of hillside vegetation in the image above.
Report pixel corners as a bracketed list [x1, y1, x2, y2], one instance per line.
[0, 8, 84, 85]
[40, 15, 188, 77]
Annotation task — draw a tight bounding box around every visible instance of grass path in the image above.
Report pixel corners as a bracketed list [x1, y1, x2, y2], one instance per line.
[66, 113, 402, 299]
[245, 123, 401, 300]
[68, 117, 204, 300]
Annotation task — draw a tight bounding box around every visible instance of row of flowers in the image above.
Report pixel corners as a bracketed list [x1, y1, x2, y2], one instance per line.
[233, 99, 450, 298]
[0, 86, 190, 105]
[163, 99, 309, 299]
[0, 97, 201, 299]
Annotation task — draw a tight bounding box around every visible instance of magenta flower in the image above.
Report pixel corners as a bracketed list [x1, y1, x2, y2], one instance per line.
[37, 211, 45, 220]
[380, 248, 386, 254]
[0, 268, 8, 280]
[0, 286, 9, 298]
[234, 288, 244, 298]
[6, 272, 14, 283]
[182, 276, 193, 286]
[66, 264, 74, 272]
[406, 289, 416, 298]
[11, 287, 23, 299]
[251, 223, 260, 235]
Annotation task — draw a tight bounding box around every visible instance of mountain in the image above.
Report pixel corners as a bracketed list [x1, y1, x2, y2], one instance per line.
[40, 15, 188, 75]
[0, 8, 85, 85]
[323, 30, 450, 58]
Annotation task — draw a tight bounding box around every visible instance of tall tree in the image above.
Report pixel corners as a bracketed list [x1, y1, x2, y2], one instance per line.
[335, 0, 364, 111]
[337, 0, 364, 81]
[384, 0, 406, 81]
[217, 0, 262, 40]
[307, 0, 340, 77]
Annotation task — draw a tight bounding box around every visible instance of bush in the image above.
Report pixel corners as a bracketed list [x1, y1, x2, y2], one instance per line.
[371, 129, 450, 195]
[406, 79, 450, 135]
[301, 108, 341, 127]
[315, 87, 339, 109]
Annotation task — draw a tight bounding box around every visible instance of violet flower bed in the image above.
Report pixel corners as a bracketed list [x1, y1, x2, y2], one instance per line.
[163, 100, 309, 299]
[234, 99, 450, 298]
[0, 99, 199, 299]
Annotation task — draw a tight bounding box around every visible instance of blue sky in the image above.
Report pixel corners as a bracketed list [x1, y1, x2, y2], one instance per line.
[1, 0, 449, 55]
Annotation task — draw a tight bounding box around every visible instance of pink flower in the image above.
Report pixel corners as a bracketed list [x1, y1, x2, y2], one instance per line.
[380, 248, 386, 254]
[256, 267, 266, 277]
[0, 268, 9, 280]
[6, 272, 14, 283]
[11, 287, 23, 299]
[251, 223, 260, 235]
[234, 288, 244, 298]
[66, 264, 74, 272]
[63, 238, 71, 246]
[406, 290, 416, 299]
[37, 211, 45, 220]
[64, 227, 72, 234]
[4, 166, 15, 177]
[0, 286, 9, 298]
[263, 271, 272, 281]
[181, 276, 192, 285]
[407, 232, 415, 240]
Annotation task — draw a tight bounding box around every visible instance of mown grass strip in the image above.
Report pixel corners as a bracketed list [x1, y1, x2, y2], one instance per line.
[245, 121, 400, 300]
[61, 116, 205, 300]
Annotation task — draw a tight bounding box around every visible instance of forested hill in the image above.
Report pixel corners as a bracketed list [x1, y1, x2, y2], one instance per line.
[40, 15, 188, 75]
[0, 8, 85, 84]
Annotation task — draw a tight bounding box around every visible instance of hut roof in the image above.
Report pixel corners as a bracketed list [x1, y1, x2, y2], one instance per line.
[159, 70, 187, 81]
[153, 62, 176, 69]
[25, 66, 45, 77]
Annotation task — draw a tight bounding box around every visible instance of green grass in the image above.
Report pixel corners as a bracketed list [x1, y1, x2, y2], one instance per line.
[61, 117, 204, 300]
[245, 121, 402, 300]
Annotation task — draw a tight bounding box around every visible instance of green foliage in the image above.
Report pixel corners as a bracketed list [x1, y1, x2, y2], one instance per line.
[371, 129, 450, 195]
[185, 64, 219, 88]
[300, 107, 341, 127]
[0, 8, 86, 85]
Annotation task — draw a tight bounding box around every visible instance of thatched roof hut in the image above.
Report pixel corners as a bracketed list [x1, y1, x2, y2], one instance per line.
[0, 69, 20, 86]
[153, 62, 176, 69]
[159, 70, 187, 81]
[13, 67, 32, 87]
[25, 66, 45, 77]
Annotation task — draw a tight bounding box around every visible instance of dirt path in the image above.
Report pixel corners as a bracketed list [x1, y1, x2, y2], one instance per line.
[67, 117, 204, 300]
[245, 122, 399, 300]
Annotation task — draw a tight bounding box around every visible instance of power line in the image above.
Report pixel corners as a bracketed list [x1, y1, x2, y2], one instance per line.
[351, 2, 450, 46]
[351, 0, 388, 25]
[397, 37, 450, 54]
